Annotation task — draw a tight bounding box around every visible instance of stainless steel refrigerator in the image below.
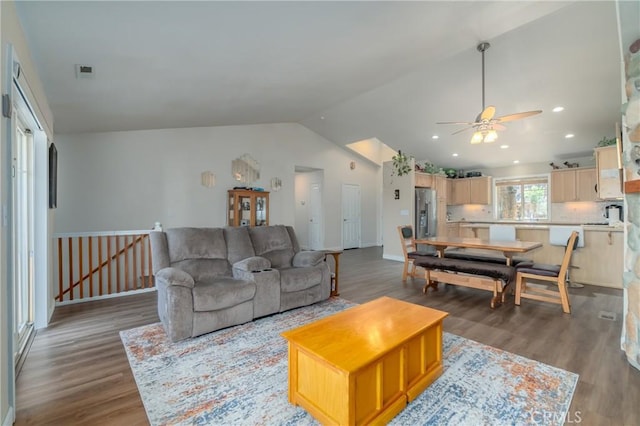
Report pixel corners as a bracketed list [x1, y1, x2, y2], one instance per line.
[415, 188, 437, 254]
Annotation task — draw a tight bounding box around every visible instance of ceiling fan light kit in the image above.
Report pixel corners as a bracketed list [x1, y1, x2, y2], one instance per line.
[437, 42, 542, 144]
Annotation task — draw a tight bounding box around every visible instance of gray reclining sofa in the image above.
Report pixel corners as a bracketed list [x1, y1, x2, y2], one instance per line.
[150, 225, 331, 342]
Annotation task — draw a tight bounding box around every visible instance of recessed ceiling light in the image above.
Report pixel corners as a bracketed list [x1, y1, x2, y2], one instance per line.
[432, 135, 439, 140]
[513, 160, 520, 164]
[565, 133, 575, 139]
[320, 116, 325, 120]
[552, 106, 565, 112]
[452, 153, 458, 157]
[500, 145, 509, 149]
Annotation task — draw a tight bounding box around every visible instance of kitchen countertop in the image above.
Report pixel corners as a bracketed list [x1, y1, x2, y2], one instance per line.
[450, 221, 624, 232]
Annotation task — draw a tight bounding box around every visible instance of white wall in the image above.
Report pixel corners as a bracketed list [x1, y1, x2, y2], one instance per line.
[382, 159, 415, 261]
[54, 123, 380, 249]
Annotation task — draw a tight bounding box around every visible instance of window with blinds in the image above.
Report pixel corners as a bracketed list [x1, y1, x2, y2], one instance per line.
[495, 176, 549, 220]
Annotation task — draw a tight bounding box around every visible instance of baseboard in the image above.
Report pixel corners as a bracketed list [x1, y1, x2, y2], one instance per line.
[359, 242, 380, 248]
[2, 406, 14, 426]
[383, 254, 404, 262]
[56, 287, 157, 307]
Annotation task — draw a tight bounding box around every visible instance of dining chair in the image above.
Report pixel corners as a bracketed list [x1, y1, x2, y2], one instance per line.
[514, 231, 579, 314]
[397, 225, 435, 282]
[489, 224, 516, 241]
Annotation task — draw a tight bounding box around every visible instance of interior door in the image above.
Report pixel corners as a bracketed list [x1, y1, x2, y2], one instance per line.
[308, 182, 323, 250]
[342, 184, 361, 249]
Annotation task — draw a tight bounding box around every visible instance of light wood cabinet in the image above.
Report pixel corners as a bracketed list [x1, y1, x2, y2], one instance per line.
[227, 189, 269, 227]
[550, 168, 596, 202]
[434, 175, 448, 237]
[415, 173, 433, 188]
[576, 168, 598, 201]
[551, 169, 577, 202]
[447, 177, 491, 205]
[449, 179, 470, 205]
[446, 222, 459, 237]
[469, 177, 492, 204]
[595, 146, 623, 200]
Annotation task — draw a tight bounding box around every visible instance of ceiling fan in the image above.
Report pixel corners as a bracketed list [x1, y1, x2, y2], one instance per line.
[437, 42, 542, 144]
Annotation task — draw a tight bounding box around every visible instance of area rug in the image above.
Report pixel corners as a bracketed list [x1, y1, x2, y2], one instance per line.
[120, 298, 578, 425]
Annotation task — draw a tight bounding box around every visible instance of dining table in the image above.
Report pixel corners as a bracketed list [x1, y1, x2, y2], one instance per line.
[415, 236, 542, 266]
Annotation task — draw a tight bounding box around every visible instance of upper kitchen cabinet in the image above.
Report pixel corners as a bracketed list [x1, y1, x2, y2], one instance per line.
[595, 146, 623, 200]
[576, 168, 598, 202]
[414, 172, 433, 188]
[550, 168, 597, 202]
[447, 176, 491, 205]
[550, 169, 576, 203]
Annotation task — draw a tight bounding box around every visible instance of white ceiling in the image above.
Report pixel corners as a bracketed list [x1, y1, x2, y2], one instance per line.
[16, 1, 630, 169]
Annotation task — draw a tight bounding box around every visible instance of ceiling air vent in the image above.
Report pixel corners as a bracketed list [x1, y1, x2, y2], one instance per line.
[75, 64, 95, 79]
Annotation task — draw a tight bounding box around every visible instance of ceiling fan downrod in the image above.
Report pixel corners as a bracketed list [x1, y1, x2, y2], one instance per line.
[477, 42, 490, 112]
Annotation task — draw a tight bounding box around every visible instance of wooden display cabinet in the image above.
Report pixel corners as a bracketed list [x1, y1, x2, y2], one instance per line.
[228, 189, 269, 227]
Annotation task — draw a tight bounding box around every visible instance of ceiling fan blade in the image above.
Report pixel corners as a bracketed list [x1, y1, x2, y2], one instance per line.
[436, 120, 477, 125]
[492, 123, 506, 131]
[495, 110, 542, 123]
[480, 105, 496, 121]
[451, 126, 474, 135]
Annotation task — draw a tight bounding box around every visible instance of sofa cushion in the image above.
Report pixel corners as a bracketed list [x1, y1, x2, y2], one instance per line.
[279, 267, 323, 292]
[224, 226, 256, 264]
[192, 277, 256, 312]
[292, 251, 325, 267]
[166, 228, 227, 262]
[172, 259, 231, 281]
[249, 225, 295, 268]
[233, 256, 271, 272]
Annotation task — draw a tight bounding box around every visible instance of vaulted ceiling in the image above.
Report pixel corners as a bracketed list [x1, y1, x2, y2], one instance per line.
[16, 1, 630, 169]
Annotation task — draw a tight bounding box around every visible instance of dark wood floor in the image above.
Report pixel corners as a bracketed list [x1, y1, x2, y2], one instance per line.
[15, 246, 640, 425]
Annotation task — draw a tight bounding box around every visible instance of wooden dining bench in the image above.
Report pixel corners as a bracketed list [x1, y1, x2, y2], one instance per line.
[414, 257, 516, 308]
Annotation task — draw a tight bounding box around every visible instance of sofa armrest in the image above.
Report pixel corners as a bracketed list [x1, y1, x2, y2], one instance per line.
[233, 256, 271, 272]
[155, 267, 195, 288]
[293, 251, 325, 267]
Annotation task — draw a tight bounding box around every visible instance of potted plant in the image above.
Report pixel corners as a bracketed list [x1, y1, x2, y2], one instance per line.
[391, 150, 412, 176]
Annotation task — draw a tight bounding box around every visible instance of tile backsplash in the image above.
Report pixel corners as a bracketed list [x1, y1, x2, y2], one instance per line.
[448, 201, 619, 224]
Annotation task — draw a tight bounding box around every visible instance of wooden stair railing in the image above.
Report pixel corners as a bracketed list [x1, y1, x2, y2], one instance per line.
[55, 230, 154, 303]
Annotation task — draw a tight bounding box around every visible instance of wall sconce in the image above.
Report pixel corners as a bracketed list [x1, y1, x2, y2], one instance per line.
[201, 171, 216, 188]
[271, 177, 282, 191]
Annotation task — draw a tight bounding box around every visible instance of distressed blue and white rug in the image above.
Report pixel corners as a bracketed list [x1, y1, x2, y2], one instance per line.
[120, 298, 578, 426]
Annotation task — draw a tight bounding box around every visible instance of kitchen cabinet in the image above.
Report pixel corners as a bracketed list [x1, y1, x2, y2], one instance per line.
[469, 177, 492, 204]
[447, 177, 491, 205]
[446, 222, 459, 237]
[576, 168, 598, 201]
[550, 168, 597, 202]
[434, 175, 448, 237]
[595, 146, 623, 200]
[415, 173, 433, 188]
[227, 189, 269, 227]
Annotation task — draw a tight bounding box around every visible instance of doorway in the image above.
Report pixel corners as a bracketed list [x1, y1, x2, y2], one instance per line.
[342, 184, 361, 249]
[308, 181, 323, 250]
[294, 167, 324, 250]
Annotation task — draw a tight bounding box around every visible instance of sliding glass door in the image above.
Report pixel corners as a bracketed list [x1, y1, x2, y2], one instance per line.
[13, 109, 35, 359]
